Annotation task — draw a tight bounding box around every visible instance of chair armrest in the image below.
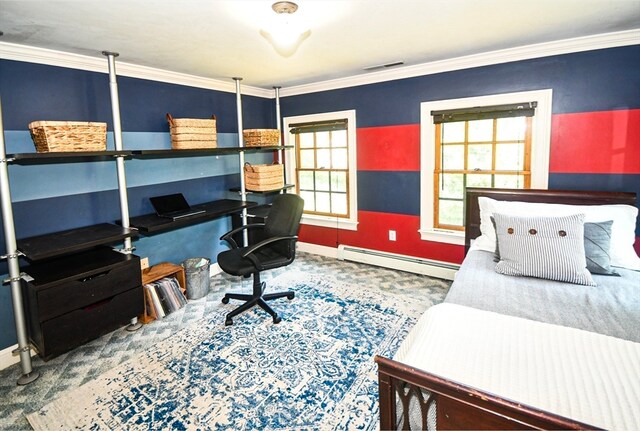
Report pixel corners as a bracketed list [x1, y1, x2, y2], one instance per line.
[220, 223, 267, 248]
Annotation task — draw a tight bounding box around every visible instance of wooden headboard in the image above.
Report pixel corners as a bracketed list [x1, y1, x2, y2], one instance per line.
[464, 188, 637, 255]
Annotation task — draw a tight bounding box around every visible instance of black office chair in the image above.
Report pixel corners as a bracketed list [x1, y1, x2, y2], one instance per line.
[217, 194, 304, 326]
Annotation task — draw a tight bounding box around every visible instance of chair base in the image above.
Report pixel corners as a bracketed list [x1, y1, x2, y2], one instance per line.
[222, 273, 294, 326]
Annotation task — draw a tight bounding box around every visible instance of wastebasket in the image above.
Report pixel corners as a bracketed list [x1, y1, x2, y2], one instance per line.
[182, 257, 211, 300]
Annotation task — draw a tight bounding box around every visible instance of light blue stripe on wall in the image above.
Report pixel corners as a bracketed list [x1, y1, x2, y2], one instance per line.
[4, 131, 271, 202]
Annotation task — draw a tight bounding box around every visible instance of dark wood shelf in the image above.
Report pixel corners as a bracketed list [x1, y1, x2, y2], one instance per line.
[230, 184, 296, 195]
[7, 151, 133, 165]
[130, 146, 292, 159]
[129, 199, 258, 234]
[18, 223, 138, 261]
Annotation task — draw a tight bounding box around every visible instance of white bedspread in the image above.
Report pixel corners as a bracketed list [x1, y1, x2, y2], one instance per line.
[394, 303, 640, 430]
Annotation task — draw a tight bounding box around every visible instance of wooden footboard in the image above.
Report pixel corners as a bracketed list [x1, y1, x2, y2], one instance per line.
[375, 355, 601, 431]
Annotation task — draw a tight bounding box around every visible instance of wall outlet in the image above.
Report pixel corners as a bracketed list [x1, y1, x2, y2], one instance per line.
[140, 257, 150, 270]
[389, 230, 396, 241]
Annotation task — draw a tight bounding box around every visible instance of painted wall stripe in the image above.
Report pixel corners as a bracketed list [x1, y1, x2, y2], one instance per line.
[357, 124, 420, 171]
[357, 170, 420, 215]
[550, 109, 640, 174]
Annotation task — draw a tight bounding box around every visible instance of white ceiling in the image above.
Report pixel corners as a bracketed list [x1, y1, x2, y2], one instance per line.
[1, 0, 639, 89]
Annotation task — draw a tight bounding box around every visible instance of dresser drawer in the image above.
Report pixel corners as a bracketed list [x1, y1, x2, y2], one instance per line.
[38, 286, 144, 360]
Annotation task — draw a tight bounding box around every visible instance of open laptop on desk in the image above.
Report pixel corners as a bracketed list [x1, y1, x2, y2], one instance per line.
[149, 193, 206, 220]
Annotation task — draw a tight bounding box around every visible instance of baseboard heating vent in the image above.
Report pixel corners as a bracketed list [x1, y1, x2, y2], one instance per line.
[337, 245, 458, 280]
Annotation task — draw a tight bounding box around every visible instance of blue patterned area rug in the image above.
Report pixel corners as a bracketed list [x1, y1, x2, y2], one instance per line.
[26, 271, 432, 430]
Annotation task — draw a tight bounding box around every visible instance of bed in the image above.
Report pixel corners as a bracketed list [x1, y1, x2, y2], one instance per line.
[375, 188, 640, 430]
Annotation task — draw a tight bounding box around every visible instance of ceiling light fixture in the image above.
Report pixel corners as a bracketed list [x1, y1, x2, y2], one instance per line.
[260, 1, 310, 57]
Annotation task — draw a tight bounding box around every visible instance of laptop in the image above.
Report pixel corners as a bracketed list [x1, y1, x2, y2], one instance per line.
[149, 193, 206, 220]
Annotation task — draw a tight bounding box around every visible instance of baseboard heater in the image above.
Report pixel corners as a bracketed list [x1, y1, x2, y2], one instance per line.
[337, 245, 458, 280]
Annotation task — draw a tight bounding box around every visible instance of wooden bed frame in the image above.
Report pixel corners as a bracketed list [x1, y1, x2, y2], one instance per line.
[375, 187, 637, 431]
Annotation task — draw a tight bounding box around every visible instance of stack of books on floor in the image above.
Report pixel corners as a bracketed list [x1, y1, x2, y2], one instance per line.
[144, 276, 187, 319]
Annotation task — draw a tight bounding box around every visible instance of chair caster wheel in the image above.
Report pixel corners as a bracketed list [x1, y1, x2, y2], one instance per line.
[287, 293, 295, 300]
[225, 318, 233, 326]
[273, 315, 282, 324]
[221, 297, 229, 304]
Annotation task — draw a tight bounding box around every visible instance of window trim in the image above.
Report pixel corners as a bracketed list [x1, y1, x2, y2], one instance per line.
[419, 89, 553, 245]
[283, 110, 358, 231]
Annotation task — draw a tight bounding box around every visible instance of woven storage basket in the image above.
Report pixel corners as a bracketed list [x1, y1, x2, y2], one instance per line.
[244, 163, 284, 191]
[167, 113, 217, 150]
[243, 129, 280, 147]
[28, 121, 107, 152]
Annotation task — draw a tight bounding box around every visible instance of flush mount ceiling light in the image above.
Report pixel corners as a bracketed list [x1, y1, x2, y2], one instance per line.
[260, 1, 311, 57]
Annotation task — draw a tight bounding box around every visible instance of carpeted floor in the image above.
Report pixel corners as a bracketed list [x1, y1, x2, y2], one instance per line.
[0, 252, 450, 430]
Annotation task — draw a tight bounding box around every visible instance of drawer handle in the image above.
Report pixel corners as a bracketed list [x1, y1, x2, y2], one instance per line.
[78, 270, 111, 283]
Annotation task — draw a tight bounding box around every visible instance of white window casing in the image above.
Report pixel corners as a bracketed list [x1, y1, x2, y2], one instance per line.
[283, 109, 358, 231]
[419, 89, 553, 245]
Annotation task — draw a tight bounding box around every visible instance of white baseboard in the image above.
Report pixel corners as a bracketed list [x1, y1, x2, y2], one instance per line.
[0, 344, 36, 371]
[297, 242, 340, 258]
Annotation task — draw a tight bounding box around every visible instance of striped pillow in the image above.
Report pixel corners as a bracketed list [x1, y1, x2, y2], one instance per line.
[493, 213, 596, 286]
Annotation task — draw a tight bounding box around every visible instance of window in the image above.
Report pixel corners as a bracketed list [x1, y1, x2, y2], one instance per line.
[283, 110, 358, 230]
[420, 90, 552, 245]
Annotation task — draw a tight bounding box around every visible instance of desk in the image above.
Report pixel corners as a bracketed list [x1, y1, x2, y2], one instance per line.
[129, 199, 258, 234]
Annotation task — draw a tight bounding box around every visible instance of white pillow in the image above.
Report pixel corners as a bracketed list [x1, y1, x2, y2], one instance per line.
[474, 196, 640, 271]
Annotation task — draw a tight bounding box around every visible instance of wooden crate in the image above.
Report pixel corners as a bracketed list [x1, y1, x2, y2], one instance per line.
[244, 163, 284, 191]
[243, 129, 280, 147]
[140, 262, 186, 324]
[167, 113, 217, 150]
[28, 121, 107, 152]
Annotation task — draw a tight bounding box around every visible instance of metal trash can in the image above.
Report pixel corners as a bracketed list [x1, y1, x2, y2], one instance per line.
[181, 257, 211, 300]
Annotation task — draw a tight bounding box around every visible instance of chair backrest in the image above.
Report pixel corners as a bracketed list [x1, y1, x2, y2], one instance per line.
[264, 193, 304, 239]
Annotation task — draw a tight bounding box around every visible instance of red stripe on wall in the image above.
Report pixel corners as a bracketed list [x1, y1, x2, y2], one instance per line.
[550, 109, 640, 174]
[357, 124, 420, 171]
[299, 210, 465, 264]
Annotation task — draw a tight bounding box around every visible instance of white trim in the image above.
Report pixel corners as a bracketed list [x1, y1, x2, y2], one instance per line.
[297, 242, 340, 258]
[280, 29, 640, 97]
[0, 343, 36, 371]
[283, 110, 359, 230]
[419, 89, 553, 244]
[0, 42, 272, 98]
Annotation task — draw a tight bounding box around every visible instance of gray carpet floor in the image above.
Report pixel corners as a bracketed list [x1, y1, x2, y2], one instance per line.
[0, 252, 451, 430]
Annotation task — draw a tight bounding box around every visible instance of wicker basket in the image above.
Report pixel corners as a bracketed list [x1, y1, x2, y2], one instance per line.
[28, 121, 107, 152]
[167, 113, 217, 150]
[244, 163, 284, 191]
[243, 129, 280, 147]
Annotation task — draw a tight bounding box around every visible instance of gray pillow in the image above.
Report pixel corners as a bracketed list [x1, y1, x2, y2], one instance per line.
[493, 213, 596, 286]
[584, 220, 619, 276]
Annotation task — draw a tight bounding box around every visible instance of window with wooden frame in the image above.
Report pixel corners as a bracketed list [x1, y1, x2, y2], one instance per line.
[432, 103, 535, 230]
[290, 119, 350, 218]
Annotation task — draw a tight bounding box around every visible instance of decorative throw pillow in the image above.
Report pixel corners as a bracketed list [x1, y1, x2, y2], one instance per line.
[584, 220, 619, 276]
[493, 213, 596, 286]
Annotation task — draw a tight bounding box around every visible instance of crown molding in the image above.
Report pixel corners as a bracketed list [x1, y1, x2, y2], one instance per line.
[279, 29, 640, 97]
[0, 42, 273, 98]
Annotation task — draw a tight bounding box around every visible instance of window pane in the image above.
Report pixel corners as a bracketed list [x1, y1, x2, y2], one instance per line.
[438, 200, 463, 226]
[298, 171, 314, 190]
[317, 149, 331, 168]
[495, 174, 526, 189]
[300, 149, 315, 168]
[497, 117, 526, 141]
[315, 171, 330, 191]
[439, 173, 463, 199]
[442, 122, 465, 143]
[316, 131, 331, 148]
[332, 130, 347, 147]
[468, 144, 492, 170]
[331, 171, 347, 192]
[332, 148, 348, 169]
[331, 193, 348, 215]
[468, 119, 493, 142]
[316, 192, 331, 213]
[300, 191, 315, 211]
[299, 133, 314, 148]
[495, 143, 524, 170]
[442, 145, 464, 170]
[467, 174, 492, 188]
